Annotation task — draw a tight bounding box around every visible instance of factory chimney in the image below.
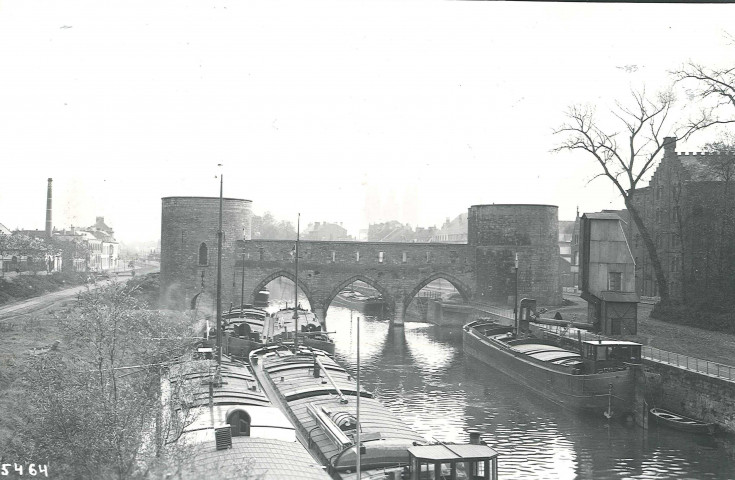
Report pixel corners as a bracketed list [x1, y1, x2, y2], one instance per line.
[45, 178, 53, 238]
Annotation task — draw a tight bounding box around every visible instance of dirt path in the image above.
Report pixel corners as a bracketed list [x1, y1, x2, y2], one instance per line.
[0, 267, 158, 320]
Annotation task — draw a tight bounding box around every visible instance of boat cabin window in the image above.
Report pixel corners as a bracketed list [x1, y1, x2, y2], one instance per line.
[584, 344, 641, 363]
[411, 459, 493, 480]
[409, 447, 498, 480]
[227, 410, 251, 437]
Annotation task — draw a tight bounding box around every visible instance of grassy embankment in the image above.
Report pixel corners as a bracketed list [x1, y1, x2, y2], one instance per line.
[0, 271, 88, 306]
[0, 273, 192, 479]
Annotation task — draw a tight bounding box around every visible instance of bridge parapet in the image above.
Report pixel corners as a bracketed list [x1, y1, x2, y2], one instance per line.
[237, 239, 476, 325]
[159, 198, 563, 318]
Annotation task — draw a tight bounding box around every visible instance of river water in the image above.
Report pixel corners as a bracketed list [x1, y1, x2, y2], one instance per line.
[266, 283, 735, 479]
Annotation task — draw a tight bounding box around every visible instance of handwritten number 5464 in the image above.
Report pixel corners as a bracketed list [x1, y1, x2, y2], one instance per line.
[1, 464, 48, 476]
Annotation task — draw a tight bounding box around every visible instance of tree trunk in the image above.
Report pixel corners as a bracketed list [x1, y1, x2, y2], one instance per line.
[625, 196, 670, 303]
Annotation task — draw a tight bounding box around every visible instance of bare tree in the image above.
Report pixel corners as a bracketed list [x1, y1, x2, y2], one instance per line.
[674, 61, 735, 131]
[554, 90, 698, 303]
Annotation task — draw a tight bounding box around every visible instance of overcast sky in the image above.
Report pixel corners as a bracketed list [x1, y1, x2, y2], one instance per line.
[1, 1, 733, 243]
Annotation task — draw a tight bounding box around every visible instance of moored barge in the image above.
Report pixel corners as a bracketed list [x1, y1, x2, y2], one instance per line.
[463, 320, 642, 418]
[250, 345, 499, 479]
[271, 306, 335, 355]
[169, 354, 330, 479]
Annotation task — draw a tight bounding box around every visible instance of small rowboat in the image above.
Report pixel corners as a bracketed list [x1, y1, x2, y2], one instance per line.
[650, 408, 715, 435]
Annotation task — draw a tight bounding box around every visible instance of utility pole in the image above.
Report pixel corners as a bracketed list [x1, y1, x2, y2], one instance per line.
[514, 252, 519, 336]
[240, 251, 246, 309]
[216, 171, 223, 365]
[356, 315, 361, 479]
[293, 213, 300, 349]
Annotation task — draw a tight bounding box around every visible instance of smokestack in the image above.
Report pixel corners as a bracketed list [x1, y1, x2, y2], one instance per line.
[45, 178, 53, 238]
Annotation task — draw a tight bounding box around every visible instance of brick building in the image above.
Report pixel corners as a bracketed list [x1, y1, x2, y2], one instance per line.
[430, 214, 469, 243]
[558, 219, 575, 289]
[626, 137, 735, 303]
[54, 217, 119, 272]
[303, 222, 352, 241]
[367, 221, 436, 243]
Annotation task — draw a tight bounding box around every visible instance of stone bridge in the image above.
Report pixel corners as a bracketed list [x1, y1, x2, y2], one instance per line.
[237, 239, 476, 325]
[160, 198, 562, 324]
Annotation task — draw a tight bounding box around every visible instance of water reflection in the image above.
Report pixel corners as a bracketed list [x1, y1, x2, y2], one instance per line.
[317, 306, 735, 480]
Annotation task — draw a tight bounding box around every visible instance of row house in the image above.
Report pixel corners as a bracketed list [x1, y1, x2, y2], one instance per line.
[55, 217, 119, 272]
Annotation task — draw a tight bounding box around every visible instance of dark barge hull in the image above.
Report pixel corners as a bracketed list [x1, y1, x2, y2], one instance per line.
[463, 324, 635, 417]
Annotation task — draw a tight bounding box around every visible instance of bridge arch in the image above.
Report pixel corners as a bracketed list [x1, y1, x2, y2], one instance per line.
[323, 274, 395, 317]
[251, 270, 316, 311]
[402, 272, 473, 316]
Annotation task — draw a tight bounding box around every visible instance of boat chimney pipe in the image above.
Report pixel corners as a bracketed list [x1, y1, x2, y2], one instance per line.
[468, 430, 481, 445]
[313, 356, 321, 378]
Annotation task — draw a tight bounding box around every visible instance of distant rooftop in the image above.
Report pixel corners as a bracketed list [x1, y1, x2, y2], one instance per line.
[583, 212, 623, 221]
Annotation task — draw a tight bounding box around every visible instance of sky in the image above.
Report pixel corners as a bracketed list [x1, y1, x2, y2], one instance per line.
[0, 1, 733, 243]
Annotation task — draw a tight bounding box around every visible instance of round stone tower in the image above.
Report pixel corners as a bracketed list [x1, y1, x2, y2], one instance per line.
[160, 197, 252, 310]
[468, 204, 561, 306]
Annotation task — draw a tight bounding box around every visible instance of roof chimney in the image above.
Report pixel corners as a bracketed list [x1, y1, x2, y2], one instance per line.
[663, 137, 677, 154]
[45, 178, 53, 238]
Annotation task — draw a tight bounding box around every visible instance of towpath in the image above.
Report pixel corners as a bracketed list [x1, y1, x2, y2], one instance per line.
[0, 266, 158, 321]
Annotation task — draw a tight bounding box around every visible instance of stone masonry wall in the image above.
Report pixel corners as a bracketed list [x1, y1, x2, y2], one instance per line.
[160, 199, 563, 316]
[160, 197, 252, 310]
[641, 360, 735, 434]
[469, 204, 561, 305]
[237, 239, 477, 316]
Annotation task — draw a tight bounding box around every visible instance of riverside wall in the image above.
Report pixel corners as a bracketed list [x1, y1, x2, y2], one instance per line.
[637, 361, 735, 434]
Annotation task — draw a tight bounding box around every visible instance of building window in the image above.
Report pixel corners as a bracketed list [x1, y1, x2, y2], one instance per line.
[331, 251, 336, 262]
[356, 251, 360, 262]
[426, 251, 431, 263]
[378, 251, 384, 263]
[402, 252, 407, 263]
[198, 243, 208, 265]
[608, 272, 622, 291]
[671, 255, 680, 272]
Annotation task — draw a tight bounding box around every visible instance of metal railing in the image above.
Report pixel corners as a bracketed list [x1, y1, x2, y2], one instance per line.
[540, 324, 735, 383]
[641, 345, 734, 382]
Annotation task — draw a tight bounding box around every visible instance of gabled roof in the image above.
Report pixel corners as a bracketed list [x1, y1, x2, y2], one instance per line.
[0, 222, 10, 235]
[582, 213, 622, 221]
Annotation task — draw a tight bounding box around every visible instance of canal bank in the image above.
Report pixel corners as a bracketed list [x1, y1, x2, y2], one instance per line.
[324, 307, 735, 479]
[412, 297, 735, 435]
